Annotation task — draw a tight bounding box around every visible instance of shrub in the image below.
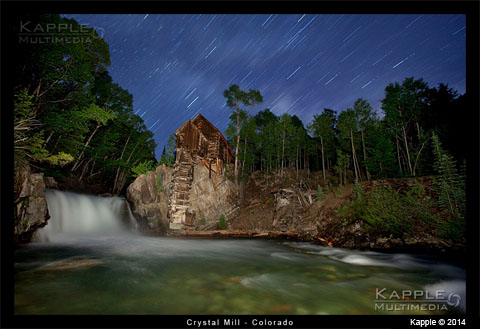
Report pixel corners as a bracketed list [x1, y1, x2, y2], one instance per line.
[132, 160, 155, 178]
[316, 184, 326, 201]
[199, 218, 206, 225]
[437, 217, 465, 241]
[353, 180, 363, 200]
[218, 214, 227, 230]
[336, 184, 436, 236]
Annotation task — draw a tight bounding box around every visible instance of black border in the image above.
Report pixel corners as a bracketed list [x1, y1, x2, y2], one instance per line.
[1, 1, 479, 329]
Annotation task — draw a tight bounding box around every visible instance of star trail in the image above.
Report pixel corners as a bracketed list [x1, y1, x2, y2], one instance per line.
[63, 14, 466, 159]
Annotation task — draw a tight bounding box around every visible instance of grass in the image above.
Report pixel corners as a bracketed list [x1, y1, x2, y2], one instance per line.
[218, 214, 227, 230]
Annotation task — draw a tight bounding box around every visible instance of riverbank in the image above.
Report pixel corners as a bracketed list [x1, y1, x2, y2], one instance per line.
[167, 229, 465, 257]
[123, 166, 465, 255]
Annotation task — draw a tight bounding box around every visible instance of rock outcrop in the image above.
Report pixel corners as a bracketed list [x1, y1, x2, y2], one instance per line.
[126, 164, 173, 235]
[188, 159, 239, 230]
[126, 161, 239, 235]
[14, 164, 54, 244]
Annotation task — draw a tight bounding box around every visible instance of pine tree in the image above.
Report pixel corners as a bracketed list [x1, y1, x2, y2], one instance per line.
[431, 133, 465, 218]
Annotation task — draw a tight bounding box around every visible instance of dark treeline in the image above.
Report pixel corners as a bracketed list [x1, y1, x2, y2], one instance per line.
[13, 14, 156, 194]
[12, 14, 467, 197]
[223, 79, 467, 185]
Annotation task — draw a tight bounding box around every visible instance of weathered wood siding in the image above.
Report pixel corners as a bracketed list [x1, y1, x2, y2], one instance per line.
[175, 114, 234, 165]
[176, 121, 208, 158]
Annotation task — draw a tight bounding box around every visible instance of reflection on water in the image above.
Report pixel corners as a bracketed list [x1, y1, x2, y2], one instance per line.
[14, 235, 465, 315]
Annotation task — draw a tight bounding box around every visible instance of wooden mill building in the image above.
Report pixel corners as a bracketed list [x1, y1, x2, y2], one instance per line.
[168, 113, 234, 230]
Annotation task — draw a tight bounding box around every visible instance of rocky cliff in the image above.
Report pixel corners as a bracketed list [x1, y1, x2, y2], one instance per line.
[126, 165, 173, 234]
[126, 161, 239, 235]
[187, 159, 240, 230]
[14, 164, 56, 244]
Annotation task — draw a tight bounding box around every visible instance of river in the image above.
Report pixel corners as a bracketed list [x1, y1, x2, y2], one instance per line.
[14, 190, 466, 315]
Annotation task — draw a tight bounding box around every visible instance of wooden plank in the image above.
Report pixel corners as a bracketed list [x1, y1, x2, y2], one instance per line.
[298, 192, 308, 209]
[209, 159, 212, 179]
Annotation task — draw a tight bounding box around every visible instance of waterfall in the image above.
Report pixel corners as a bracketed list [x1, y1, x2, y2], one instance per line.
[35, 189, 138, 242]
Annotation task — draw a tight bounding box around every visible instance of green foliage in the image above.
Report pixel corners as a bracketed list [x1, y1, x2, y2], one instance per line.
[316, 184, 326, 201]
[199, 218, 206, 225]
[407, 181, 426, 198]
[46, 152, 75, 167]
[353, 180, 363, 200]
[132, 160, 155, 178]
[218, 214, 227, 230]
[13, 14, 157, 194]
[156, 174, 164, 193]
[437, 217, 466, 241]
[14, 90, 75, 167]
[224, 84, 263, 183]
[307, 109, 336, 162]
[159, 134, 176, 167]
[14, 89, 35, 121]
[431, 133, 465, 218]
[81, 103, 117, 126]
[334, 150, 350, 185]
[336, 185, 436, 236]
[381, 77, 429, 176]
[365, 121, 397, 178]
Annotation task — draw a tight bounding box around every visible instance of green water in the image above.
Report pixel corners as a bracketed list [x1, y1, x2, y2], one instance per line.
[14, 235, 465, 315]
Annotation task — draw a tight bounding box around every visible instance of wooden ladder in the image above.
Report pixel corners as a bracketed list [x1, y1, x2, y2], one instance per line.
[168, 150, 195, 230]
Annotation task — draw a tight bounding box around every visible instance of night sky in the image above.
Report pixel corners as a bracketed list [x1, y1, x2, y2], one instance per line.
[63, 14, 466, 159]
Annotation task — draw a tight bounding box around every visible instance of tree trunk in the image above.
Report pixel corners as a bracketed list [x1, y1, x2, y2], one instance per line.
[304, 149, 307, 172]
[79, 158, 93, 182]
[354, 148, 362, 182]
[234, 107, 241, 185]
[296, 142, 299, 179]
[53, 135, 62, 152]
[112, 133, 131, 194]
[402, 125, 413, 175]
[412, 139, 427, 176]
[281, 133, 285, 175]
[71, 122, 102, 172]
[45, 130, 54, 145]
[350, 130, 359, 182]
[320, 136, 325, 181]
[260, 153, 263, 172]
[242, 135, 247, 175]
[90, 159, 96, 176]
[396, 134, 403, 175]
[361, 130, 370, 181]
[114, 144, 140, 194]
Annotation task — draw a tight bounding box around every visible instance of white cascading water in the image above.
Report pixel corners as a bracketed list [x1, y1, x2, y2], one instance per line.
[35, 189, 138, 242]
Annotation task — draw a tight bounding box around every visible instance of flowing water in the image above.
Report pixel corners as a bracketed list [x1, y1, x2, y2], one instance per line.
[14, 190, 466, 315]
